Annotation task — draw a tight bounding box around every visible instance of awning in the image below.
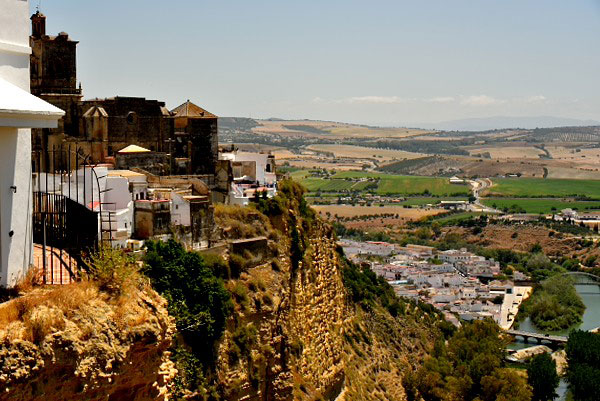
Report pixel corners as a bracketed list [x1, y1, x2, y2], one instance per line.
[0, 77, 64, 128]
[118, 144, 151, 153]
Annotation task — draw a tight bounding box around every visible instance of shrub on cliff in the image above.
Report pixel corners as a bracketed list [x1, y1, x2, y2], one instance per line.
[87, 246, 141, 296]
[143, 239, 232, 361]
[340, 258, 405, 317]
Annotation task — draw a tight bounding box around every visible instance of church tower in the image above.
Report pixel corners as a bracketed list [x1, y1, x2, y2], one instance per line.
[31, 11, 46, 38]
[30, 12, 83, 168]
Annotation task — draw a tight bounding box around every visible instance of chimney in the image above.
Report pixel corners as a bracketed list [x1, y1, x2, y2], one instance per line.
[31, 11, 46, 38]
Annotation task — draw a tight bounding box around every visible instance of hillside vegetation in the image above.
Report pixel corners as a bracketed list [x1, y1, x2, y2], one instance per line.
[403, 320, 532, 401]
[0, 179, 549, 401]
[156, 179, 443, 400]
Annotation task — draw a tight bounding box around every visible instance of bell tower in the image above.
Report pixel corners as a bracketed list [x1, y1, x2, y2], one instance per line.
[29, 12, 83, 167]
[31, 11, 46, 38]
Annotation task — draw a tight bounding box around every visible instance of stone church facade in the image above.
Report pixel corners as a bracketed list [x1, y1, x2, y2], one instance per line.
[29, 12, 218, 177]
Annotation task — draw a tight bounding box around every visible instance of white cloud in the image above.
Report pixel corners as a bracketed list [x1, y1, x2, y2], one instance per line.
[523, 95, 547, 103]
[427, 96, 455, 103]
[343, 95, 407, 104]
[314, 94, 550, 107]
[460, 95, 502, 106]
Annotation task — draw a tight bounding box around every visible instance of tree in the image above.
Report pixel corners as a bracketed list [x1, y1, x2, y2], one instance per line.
[409, 320, 532, 401]
[566, 330, 600, 401]
[480, 368, 532, 401]
[527, 353, 559, 401]
[143, 239, 233, 361]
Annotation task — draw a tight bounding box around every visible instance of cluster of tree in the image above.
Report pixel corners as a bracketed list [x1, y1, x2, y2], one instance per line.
[542, 220, 594, 236]
[340, 258, 408, 317]
[527, 353, 559, 401]
[350, 138, 471, 156]
[566, 330, 600, 401]
[331, 212, 403, 222]
[403, 319, 532, 401]
[143, 239, 233, 394]
[520, 274, 585, 331]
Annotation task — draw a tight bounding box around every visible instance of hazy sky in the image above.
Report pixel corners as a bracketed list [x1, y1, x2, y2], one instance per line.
[35, 0, 600, 126]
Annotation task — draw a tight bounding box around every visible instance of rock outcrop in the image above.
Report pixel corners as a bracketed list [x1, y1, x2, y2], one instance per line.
[0, 283, 175, 401]
[213, 197, 437, 401]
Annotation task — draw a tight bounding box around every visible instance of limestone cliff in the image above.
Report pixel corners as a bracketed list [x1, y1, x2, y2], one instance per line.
[212, 182, 439, 401]
[0, 280, 175, 401]
[0, 182, 438, 401]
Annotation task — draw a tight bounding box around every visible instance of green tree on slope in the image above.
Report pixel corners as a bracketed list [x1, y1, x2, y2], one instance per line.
[527, 353, 559, 401]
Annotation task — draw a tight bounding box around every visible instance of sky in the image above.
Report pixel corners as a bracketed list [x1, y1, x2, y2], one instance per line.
[34, 0, 600, 126]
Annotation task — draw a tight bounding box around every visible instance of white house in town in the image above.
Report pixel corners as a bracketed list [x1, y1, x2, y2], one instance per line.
[219, 150, 277, 205]
[0, 0, 64, 287]
[220, 150, 276, 186]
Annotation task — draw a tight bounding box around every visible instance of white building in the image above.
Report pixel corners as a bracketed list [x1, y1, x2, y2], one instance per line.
[0, 1, 64, 287]
[220, 150, 276, 186]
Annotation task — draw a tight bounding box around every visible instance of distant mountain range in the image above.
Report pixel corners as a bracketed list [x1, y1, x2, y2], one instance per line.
[416, 116, 600, 131]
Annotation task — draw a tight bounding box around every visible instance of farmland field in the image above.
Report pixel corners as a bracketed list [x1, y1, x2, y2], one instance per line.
[253, 120, 434, 139]
[485, 178, 600, 199]
[291, 170, 470, 196]
[299, 178, 356, 192]
[312, 204, 445, 218]
[306, 144, 426, 161]
[467, 146, 545, 159]
[427, 212, 487, 224]
[331, 171, 470, 196]
[481, 198, 600, 214]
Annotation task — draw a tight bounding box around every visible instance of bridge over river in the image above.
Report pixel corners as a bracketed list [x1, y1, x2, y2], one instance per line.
[505, 329, 567, 347]
[505, 273, 600, 347]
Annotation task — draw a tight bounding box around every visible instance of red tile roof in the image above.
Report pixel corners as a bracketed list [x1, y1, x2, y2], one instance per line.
[171, 100, 217, 119]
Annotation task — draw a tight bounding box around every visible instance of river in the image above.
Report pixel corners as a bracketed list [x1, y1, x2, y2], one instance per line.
[508, 281, 600, 400]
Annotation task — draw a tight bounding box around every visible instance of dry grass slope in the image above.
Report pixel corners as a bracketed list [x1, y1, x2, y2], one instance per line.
[0, 249, 176, 401]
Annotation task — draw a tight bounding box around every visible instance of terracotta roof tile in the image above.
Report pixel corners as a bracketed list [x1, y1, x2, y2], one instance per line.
[171, 100, 217, 119]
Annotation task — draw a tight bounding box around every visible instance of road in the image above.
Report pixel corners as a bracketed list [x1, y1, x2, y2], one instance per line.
[468, 178, 501, 213]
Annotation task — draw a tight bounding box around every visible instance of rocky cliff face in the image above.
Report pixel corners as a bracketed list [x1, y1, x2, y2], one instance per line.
[213, 193, 437, 401]
[0, 183, 437, 401]
[212, 215, 348, 401]
[0, 282, 175, 401]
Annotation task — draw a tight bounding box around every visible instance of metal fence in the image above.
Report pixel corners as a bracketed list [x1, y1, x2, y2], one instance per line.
[32, 145, 109, 284]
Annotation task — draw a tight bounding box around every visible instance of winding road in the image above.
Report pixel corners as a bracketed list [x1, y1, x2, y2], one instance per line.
[468, 178, 501, 213]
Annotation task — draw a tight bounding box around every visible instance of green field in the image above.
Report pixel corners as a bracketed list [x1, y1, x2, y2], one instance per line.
[487, 178, 600, 199]
[428, 212, 486, 224]
[289, 170, 311, 180]
[300, 178, 355, 192]
[482, 198, 600, 214]
[331, 171, 380, 179]
[303, 171, 471, 196]
[307, 196, 467, 206]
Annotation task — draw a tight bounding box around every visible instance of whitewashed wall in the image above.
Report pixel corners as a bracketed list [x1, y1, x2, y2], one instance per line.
[0, 0, 34, 286]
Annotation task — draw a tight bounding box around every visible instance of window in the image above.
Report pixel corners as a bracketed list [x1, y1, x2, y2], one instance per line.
[126, 112, 137, 125]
